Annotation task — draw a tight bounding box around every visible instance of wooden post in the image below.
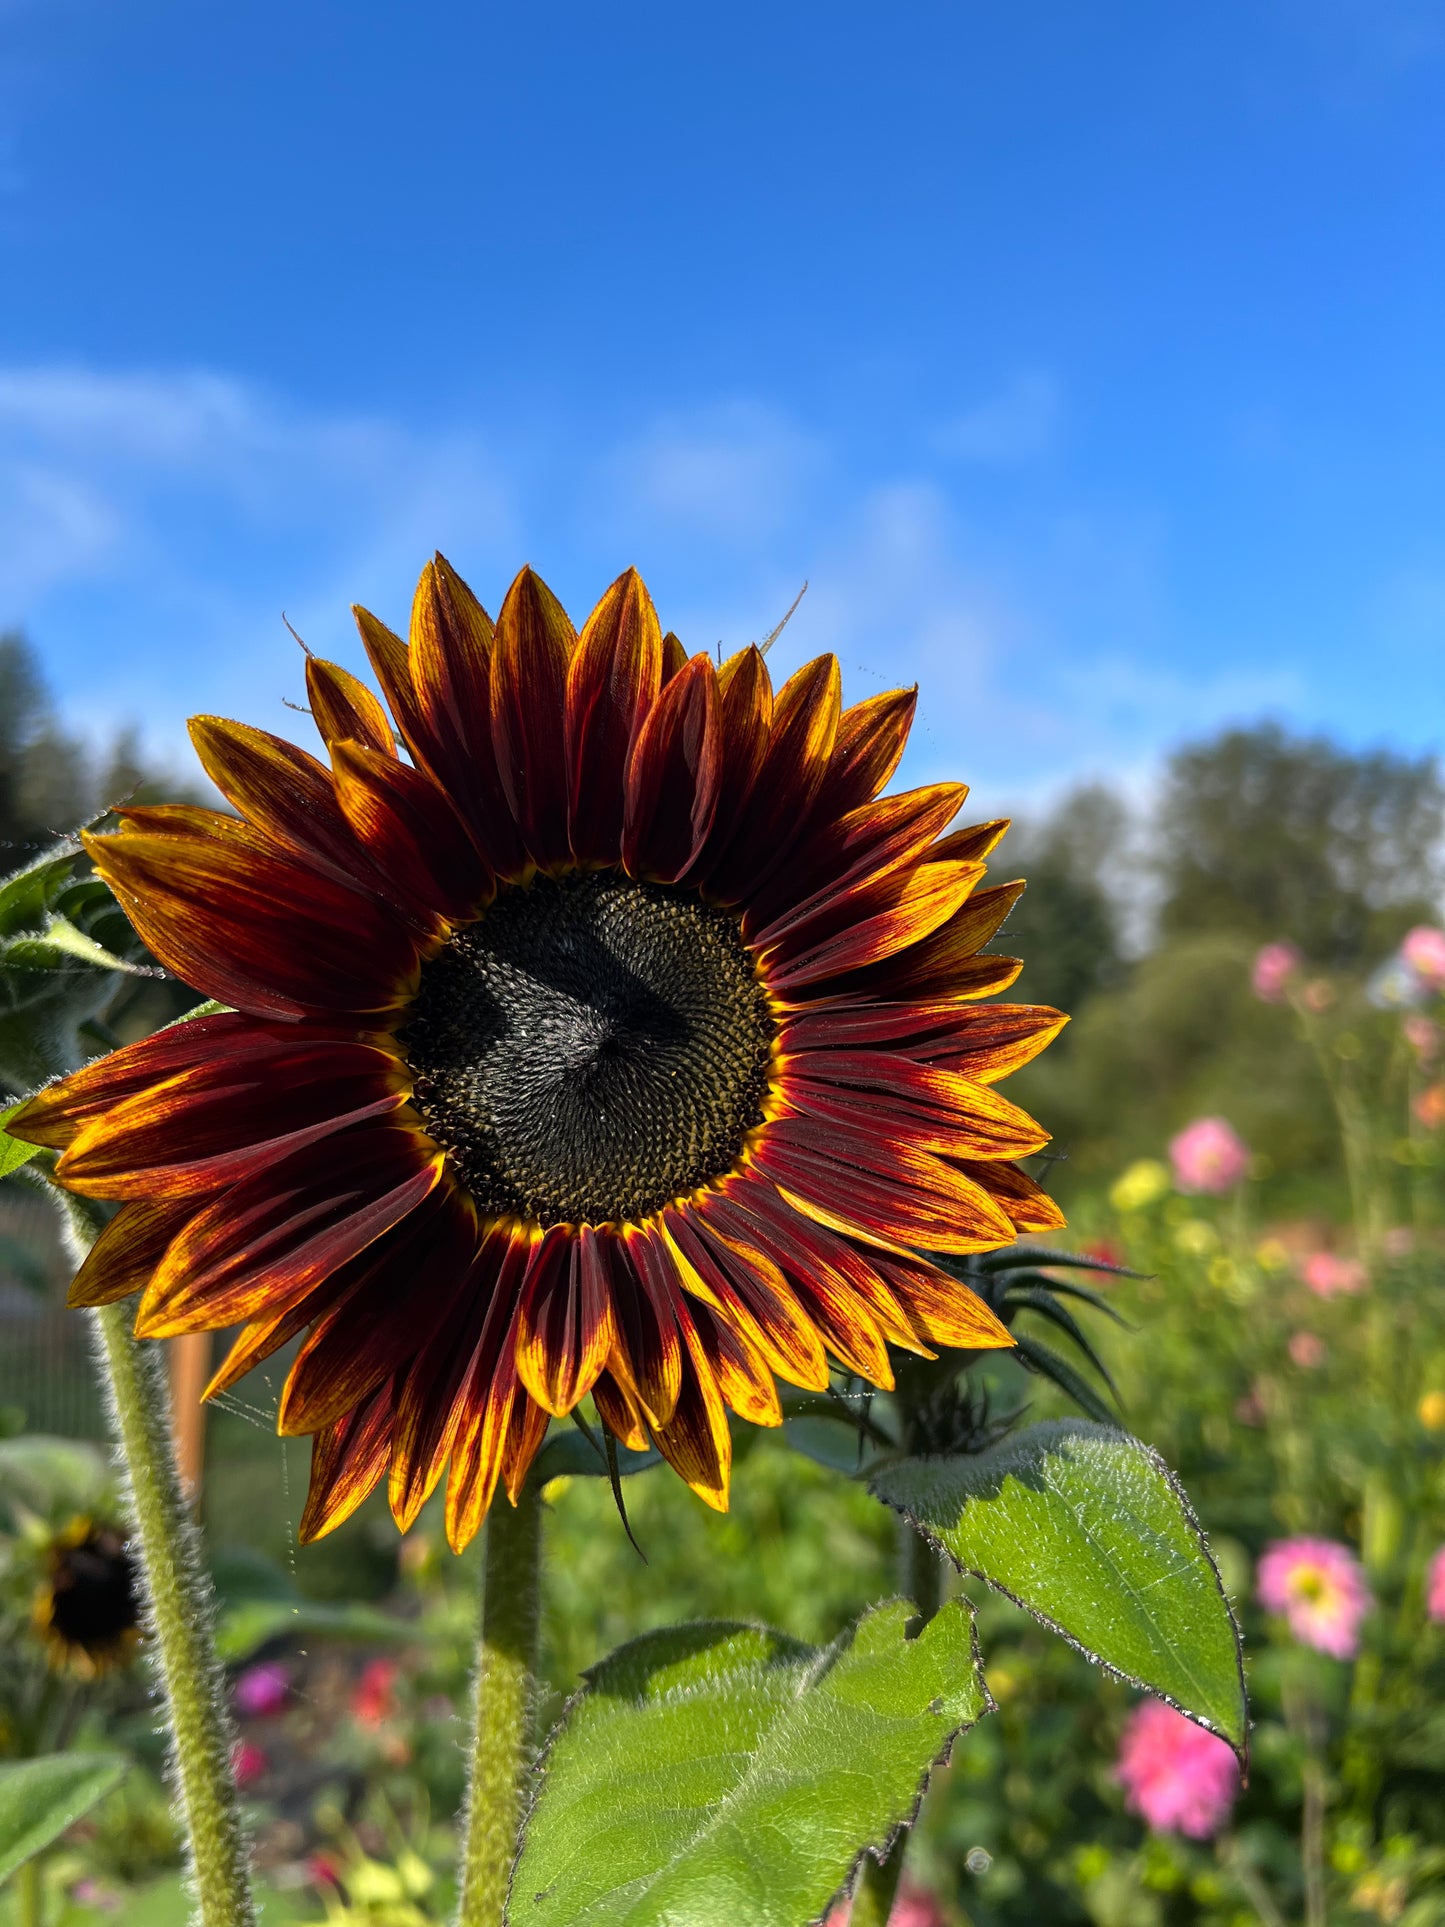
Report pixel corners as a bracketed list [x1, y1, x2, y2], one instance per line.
[168, 1331, 211, 1504]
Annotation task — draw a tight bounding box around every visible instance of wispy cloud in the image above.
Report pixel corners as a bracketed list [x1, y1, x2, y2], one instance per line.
[933, 371, 1060, 466]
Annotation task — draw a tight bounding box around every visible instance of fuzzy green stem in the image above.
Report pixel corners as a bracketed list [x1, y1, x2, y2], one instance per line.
[456, 1482, 544, 1927]
[89, 1298, 255, 1927]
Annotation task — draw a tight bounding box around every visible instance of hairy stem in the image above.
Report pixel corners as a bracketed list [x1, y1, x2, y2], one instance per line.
[90, 1298, 254, 1926]
[456, 1482, 544, 1927]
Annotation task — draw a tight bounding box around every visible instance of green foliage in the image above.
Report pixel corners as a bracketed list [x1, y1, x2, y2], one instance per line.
[871, 1422, 1246, 1752]
[1002, 784, 1128, 1016]
[1155, 723, 1445, 965]
[0, 1753, 127, 1883]
[514, 1600, 987, 1927]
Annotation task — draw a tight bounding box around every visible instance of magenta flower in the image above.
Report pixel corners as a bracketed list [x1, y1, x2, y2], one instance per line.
[1114, 1700, 1240, 1838]
[1257, 1537, 1371, 1658]
[1301, 1252, 1366, 1299]
[234, 1660, 290, 1718]
[230, 1739, 268, 1788]
[1252, 942, 1302, 1003]
[1427, 1547, 1445, 1625]
[1402, 926, 1445, 990]
[1169, 1117, 1250, 1195]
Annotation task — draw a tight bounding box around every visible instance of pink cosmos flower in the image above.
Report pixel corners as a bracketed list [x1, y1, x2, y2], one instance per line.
[824, 1884, 948, 1927]
[1169, 1117, 1250, 1195]
[1426, 1547, 1445, 1625]
[1301, 1252, 1366, 1299]
[1114, 1700, 1240, 1838]
[1252, 942, 1302, 1003]
[234, 1660, 290, 1717]
[1288, 1330, 1326, 1369]
[231, 1739, 268, 1788]
[1402, 926, 1445, 990]
[1257, 1538, 1371, 1659]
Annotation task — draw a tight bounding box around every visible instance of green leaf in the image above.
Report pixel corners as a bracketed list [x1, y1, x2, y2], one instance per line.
[871, 1420, 1246, 1754]
[0, 1752, 127, 1882]
[1011, 1331, 1118, 1425]
[531, 1428, 662, 1484]
[0, 1101, 42, 1178]
[513, 1598, 989, 1927]
[0, 1434, 114, 1521]
[214, 1598, 410, 1664]
[0, 846, 83, 942]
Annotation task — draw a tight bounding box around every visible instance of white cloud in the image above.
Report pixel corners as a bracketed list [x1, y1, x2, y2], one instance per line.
[934, 371, 1060, 466]
[597, 400, 822, 548]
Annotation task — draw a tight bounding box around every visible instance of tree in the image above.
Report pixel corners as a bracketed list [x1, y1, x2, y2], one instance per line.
[1155, 725, 1445, 966]
[999, 783, 1128, 1016]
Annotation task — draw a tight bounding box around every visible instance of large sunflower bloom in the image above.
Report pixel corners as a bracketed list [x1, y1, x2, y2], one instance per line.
[12, 563, 1066, 1550]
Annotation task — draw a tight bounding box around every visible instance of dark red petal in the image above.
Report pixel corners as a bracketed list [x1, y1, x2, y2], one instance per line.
[779, 1050, 1050, 1158]
[66, 1200, 190, 1307]
[135, 1122, 445, 1336]
[514, 1224, 616, 1417]
[750, 1120, 1016, 1253]
[745, 783, 967, 948]
[298, 1378, 395, 1543]
[678, 646, 772, 884]
[647, 1297, 732, 1511]
[811, 686, 917, 821]
[863, 1243, 1015, 1351]
[592, 1369, 649, 1450]
[305, 658, 396, 757]
[406, 558, 531, 882]
[205, 1266, 357, 1400]
[956, 1158, 1068, 1232]
[668, 1207, 829, 1391]
[607, 1227, 684, 1427]
[442, 1233, 536, 1549]
[83, 828, 421, 1021]
[660, 630, 688, 682]
[928, 818, 1011, 865]
[566, 569, 663, 866]
[700, 654, 841, 903]
[490, 567, 576, 870]
[57, 1041, 409, 1200]
[6, 1011, 272, 1150]
[278, 1187, 477, 1436]
[500, 1390, 551, 1504]
[388, 1223, 524, 1531]
[764, 860, 985, 992]
[780, 999, 1066, 1084]
[331, 740, 490, 925]
[353, 607, 432, 764]
[798, 937, 1023, 1009]
[621, 655, 722, 882]
[689, 1298, 782, 1427]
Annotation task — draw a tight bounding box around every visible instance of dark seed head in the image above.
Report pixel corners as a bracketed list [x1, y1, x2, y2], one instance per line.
[44, 1527, 141, 1653]
[403, 871, 775, 1225]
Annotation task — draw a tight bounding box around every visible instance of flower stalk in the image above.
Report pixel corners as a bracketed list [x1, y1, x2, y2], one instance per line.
[456, 1480, 544, 1927]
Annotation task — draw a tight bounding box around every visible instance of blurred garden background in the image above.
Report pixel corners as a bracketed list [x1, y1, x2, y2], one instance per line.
[3, 2, 1444, 1921]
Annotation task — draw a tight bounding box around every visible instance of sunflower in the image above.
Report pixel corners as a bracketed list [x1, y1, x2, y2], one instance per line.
[11, 563, 1066, 1550]
[32, 1518, 142, 1678]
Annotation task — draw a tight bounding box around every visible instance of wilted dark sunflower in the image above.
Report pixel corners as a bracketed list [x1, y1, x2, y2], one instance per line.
[32, 1518, 142, 1678]
[12, 563, 1067, 1550]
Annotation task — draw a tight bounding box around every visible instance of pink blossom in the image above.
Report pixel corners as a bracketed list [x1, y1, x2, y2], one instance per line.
[1427, 1547, 1445, 1625]
[824, 1885, 948, 1927]
[1252, 942, 1302, 1002]
[1301, 1252, 1366, 1299]
[1114, 1700, 1240, 1838]
[1169, 1117, 1250, 1195]
[1415, 1084, 1445, 1130]
[231, 1739, 268, 1788]
[353, 1656, 401, 1727]
[234, 1660, 290, 1717]
[1404, 1015, 1439, 1061]
[1288, 1330, 1326, 1369]
[1402, 926, 1445, 990]
[1257, 1538, 1371, 1659]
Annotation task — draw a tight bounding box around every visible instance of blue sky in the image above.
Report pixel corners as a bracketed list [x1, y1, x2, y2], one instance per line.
[1, 0, 1442, 816]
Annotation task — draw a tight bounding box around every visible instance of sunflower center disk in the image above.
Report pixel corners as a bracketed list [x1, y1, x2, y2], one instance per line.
[404, 871, 775, 1226]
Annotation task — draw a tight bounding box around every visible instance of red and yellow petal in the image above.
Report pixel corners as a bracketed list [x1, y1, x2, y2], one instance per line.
[489, 567, 576, 872]
[513, 1224, 617, 1418]
[621, 654, 721, 883]
[566, 568, 663, 867]
[298, 1377, 396, 1543]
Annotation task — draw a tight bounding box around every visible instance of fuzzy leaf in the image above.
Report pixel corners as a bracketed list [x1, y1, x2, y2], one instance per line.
[512, 1599, 989, 1927]
[871, 1420, 1246, 1754]
[0, 1101, 42, 1178]
[0, 1753, 127, 1883]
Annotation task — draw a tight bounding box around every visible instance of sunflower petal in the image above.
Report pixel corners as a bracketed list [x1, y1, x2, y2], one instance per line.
[780, 1050, 1051, 1159]
[331, 739, 490, 924]
[864, 1245, 1015, 1352]
[765, 860, 986, 991]
[647, 1290, 732, 1511]
[305, 658, 396, 757]
[67, 1200, 190, 1307]
[621, 655, 722, 883]
[592, 1370, 650, 1451]
[442, 1234, 536, 1549]
[668, 1207, 830, 1391]
[298, 1378, 395, 1543]
[490, 567, 576, 870]
[608, 1227, 684, 1427]
[957, 1158, 1068, 1232]
[780, 999, 1067, 1083]
[928, 818, 1011, 864]
[514, 1224, 617, 1417]
[567, 569, 663, 866]
[135, 1123, 445, 1337]
[812, 686, 917, 820]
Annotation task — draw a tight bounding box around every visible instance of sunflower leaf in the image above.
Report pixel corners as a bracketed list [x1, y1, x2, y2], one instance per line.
[0, 1752, 128, 1884]
[870, 1420, 1247, 1756]
[512, 1598, 989, 1927]
[0, 1101, 42, 1178]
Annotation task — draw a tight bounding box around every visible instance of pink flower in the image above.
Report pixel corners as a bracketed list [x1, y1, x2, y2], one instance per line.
[353, 1656, 401, 1727]
[1288, 1330, 1326, 1369]
[1252, 942, 1302, 1002]
[1114, 1700, 1240, 1838]
[234, 1660, 290, 1717]
[231, 1739, 268, 1788]
[1427, 1547, 1445, 1625]
[1169, 1117, 1250, 1195]
[824, 1884, 948, 1927]
[1402, 926, 1445, 990]
[1302, 978, 1334, 1012]
[1301, 1252, 1366, 1299]
[1404, 1014, 1439, 1061]
[1415, 1084, 1445, 1130]
[1257, 1538, 1371, 1659]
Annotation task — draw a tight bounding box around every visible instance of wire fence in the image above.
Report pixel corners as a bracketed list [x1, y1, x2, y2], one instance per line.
[0, 1184, 107, 1438]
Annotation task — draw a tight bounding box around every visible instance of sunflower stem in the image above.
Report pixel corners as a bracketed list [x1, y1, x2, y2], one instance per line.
[87, 1296, 255, 1927]
[456, 1480, 544, 1927]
